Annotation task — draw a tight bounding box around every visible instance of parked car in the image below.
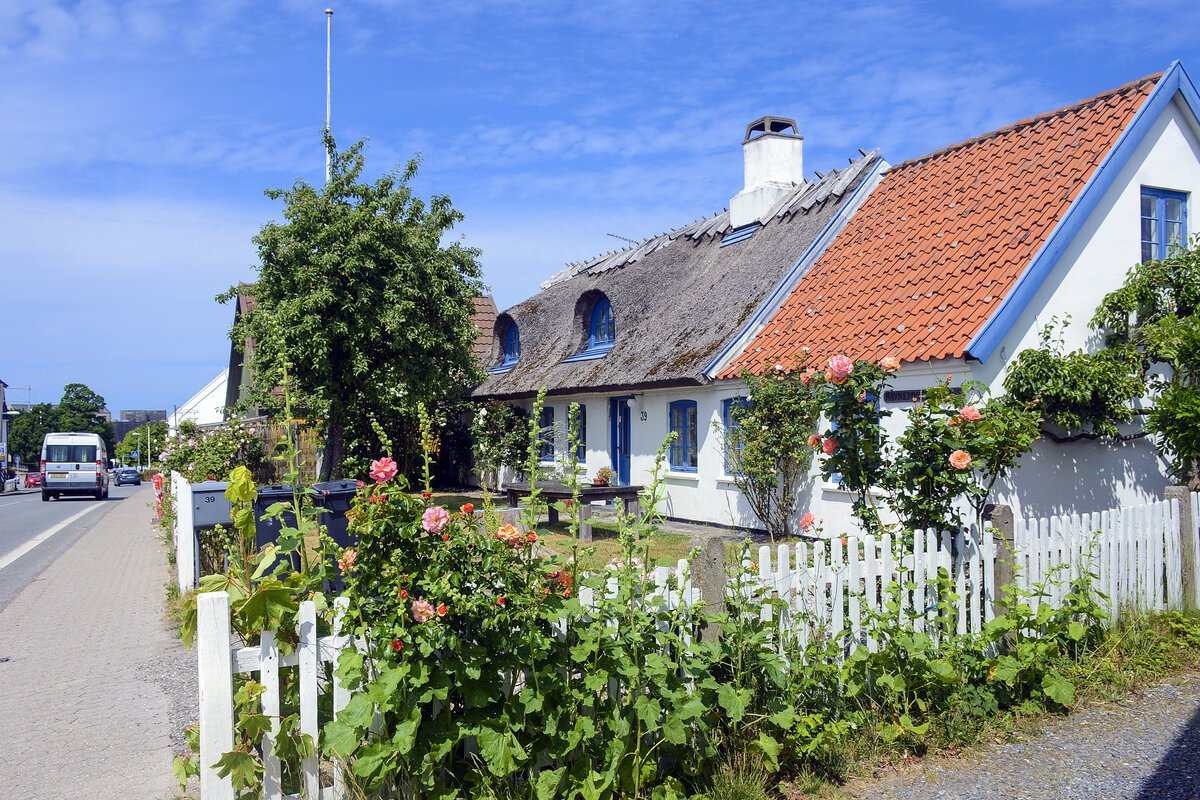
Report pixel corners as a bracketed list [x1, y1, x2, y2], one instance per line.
[24, 472, 43, 488]
[114, 467, 142, 486]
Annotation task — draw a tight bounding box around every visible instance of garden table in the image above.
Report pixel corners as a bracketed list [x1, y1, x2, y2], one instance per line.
[502, 481, 644, 542]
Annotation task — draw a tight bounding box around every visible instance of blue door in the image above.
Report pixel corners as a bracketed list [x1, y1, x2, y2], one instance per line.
[609, 397, 631, 485]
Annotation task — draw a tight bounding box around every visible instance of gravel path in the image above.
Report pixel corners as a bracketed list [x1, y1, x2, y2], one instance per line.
[841, 673, 1200, 800]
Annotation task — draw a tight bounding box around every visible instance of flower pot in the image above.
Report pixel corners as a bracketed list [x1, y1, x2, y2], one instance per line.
[593, 478, 608, 486]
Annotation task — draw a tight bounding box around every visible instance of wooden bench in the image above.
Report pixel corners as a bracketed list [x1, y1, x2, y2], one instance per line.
[503, 481, 644, 542]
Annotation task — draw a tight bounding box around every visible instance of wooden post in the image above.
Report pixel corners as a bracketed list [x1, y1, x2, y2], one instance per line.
[690, 536, 727, 643]
[986, 504, 1016, 617]
[579, 504, 593, 543]
[1166, 486, 1197, 611]
[197, 591, 235, 800]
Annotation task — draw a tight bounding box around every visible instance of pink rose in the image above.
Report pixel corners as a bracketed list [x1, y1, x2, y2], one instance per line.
[880, 356, 901, 372]
[807, 434, 821, 448]
[949, 450, 972, 470]
[959, 405, 981, 422]
[822, 437, 836, 455]
[370, 457, 399, 483]
[422, 506, 450, 534]
[799, 512, 815, 532]
[828, 355, 854, 380]
[411, 599, 435, 623]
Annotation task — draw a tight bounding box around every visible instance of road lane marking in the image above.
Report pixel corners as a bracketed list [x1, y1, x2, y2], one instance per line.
[0, 503, 106, 570]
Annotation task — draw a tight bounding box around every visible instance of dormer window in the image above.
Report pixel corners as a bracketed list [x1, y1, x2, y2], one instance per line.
[589, 299, 615, 350]
[563, 294, 615, 363]
[487, 318, 520, 374]
[504, 324, 521, 365]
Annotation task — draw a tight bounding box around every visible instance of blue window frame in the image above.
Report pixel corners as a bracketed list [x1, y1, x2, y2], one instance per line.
[590, 300, 615, 349]
[503, 325, 520, 365]
[1141, 188, 1187, 262]
[722, 397, 748, 475]
[539, 407, 555, 461]
[669, 400, 698, 472]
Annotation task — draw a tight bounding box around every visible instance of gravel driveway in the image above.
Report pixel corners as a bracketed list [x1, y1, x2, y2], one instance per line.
[840, 672, 1200, 800]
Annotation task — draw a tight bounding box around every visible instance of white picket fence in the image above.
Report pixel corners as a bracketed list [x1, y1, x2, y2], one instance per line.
[1013, 496, 1200, 625]
[196, 493, 1200, 800]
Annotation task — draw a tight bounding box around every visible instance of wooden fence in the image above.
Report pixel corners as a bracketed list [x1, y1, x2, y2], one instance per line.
[196, 493, 1200, 799]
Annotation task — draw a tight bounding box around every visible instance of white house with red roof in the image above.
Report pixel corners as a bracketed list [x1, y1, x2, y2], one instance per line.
[717, 62, 1200, 533]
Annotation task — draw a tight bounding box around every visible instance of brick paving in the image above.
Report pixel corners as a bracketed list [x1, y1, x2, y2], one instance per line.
[0, 488, 182, 799]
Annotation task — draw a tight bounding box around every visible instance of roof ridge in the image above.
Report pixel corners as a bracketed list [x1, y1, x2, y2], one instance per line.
[885, 72, 1162, 173]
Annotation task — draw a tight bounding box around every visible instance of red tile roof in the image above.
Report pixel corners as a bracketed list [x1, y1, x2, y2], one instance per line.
[471, 295, 499, 364]
[721, 73, 1159, 378]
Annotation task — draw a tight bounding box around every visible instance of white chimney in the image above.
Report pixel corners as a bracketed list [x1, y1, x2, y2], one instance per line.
[729, 116, 804, 229]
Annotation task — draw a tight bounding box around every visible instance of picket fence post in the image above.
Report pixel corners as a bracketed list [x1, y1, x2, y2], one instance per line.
[197, 591, 235, 800]
[174, 472, 197, 592]
[986, 504, 1015, 620]
[1165, 486, 1197, 611]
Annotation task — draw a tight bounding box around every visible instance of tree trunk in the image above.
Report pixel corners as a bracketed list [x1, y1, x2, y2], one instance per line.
[321, 417, 345, 482]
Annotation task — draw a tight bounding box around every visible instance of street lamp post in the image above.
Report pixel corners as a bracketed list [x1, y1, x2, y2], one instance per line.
[132, 431, 142, 471]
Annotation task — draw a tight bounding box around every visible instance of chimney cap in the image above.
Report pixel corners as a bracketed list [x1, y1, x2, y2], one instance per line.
[743, 116, 801, 144]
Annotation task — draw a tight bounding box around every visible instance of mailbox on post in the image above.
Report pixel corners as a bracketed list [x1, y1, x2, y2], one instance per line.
[190, 481, 233, 529]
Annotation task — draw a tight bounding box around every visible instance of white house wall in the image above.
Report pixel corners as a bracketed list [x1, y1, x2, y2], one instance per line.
[968, 96, 1199, 520]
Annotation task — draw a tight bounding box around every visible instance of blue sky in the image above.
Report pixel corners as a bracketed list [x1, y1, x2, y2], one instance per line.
[1, 0, 1197, 418]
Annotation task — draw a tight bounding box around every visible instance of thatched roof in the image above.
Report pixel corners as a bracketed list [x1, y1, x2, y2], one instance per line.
[473, 150, 882, 400]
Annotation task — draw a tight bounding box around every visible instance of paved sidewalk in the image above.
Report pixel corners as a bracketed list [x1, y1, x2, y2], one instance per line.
[0, 489, 182, 799]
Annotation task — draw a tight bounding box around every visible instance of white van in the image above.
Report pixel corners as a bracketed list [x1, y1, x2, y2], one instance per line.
[41, 432, 109, 501]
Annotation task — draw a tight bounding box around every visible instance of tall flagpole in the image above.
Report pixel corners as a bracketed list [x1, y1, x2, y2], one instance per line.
[325, 8, 333, 183]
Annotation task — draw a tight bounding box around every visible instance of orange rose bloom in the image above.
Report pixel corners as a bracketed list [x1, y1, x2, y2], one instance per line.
[949, 450, 972, 470]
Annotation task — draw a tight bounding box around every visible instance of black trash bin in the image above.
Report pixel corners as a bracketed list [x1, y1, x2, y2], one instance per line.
[313, 479, 361, 593]
[252, 484, 303, 573]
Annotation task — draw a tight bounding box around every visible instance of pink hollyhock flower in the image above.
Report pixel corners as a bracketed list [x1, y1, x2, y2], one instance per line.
[369, 457, 398, 483]
[807, 434, 821, 448]
[799, 512, 816, 532]
[822, 437, 836, 455]
[422, 491, 432, 500]
[880, 356, 901, 372]
[828, 355, 854, 380]
[247, 428, 256, 435]
[337, 548, 356, 571]
[959, 405, 981, 422]
[411, 599, 435, 623]
[949, 450, 972, 470]
[496, 524, 523, 546]
[422, 506, 450, 534]
[436, 603, 448, 617]
[399, 589, 408, 599]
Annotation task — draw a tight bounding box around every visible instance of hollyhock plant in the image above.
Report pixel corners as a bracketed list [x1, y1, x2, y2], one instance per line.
[370, 457, 399, 483]
[411, 599, 435, 623]
[422, 506, 450, 534]
[337, 549, 356, 571]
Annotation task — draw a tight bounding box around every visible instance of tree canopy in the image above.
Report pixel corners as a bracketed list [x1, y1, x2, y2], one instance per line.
[220, 135, 486, 481]
[8, 384, 115, 467]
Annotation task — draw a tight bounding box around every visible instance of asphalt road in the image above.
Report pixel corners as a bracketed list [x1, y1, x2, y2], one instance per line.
[0, 481, 149, 612]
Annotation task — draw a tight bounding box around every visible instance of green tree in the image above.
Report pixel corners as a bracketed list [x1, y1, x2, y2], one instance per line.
[720, 365, 821, 541]
[8, 402, 57, 467]
[220, 135, 486, 480]
[115, 420, 168, 467]
[7, 385, 114, 466]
